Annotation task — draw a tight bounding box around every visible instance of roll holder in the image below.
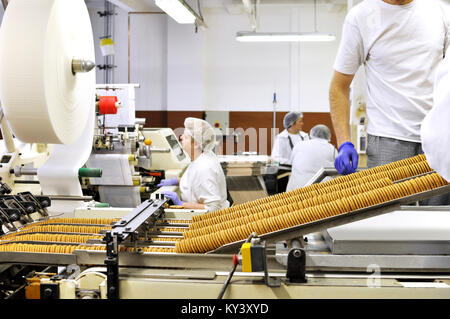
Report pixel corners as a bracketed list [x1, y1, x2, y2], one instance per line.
[0, 192, 51, 234]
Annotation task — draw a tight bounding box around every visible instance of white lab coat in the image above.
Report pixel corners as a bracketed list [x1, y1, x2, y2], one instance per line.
[271, 130, 309, 165]
[179, 151, 229, 212]
[286, 138, 337, 191]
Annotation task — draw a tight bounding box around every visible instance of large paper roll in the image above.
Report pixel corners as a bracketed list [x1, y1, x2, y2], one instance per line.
[37, 106, 95, 216]
[0, 0, 95, 144]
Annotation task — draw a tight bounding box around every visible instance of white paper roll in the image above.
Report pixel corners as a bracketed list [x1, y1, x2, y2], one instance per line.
[0, 0, 95, 144]
[37, 105, 95, 216]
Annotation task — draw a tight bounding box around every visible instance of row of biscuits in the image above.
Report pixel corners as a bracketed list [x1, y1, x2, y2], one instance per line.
[183, 178, 393, 238]
[38, 218, 119, 225]
[191, 155, 431, 225]
[0, 242, 175, 254]
[27, 225, 112, 234]
[0, 243, 103, 254]
[0, 233, 103, 244]
[187, 177, 394, 233]
[175, 173, 448, 253]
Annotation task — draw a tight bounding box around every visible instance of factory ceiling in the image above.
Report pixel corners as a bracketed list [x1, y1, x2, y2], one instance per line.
[86, 0, 352, 12]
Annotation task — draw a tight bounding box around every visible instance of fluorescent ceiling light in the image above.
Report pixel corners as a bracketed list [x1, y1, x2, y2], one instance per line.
[236, 32, 336, 43]
[155, 0, 196, 24]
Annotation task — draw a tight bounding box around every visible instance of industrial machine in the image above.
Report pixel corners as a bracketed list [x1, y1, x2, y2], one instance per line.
[0, 0, 448, 302]
[218, 154, 275, 205]
[80, 86, 190, 207]
[0, 154, 448, 299]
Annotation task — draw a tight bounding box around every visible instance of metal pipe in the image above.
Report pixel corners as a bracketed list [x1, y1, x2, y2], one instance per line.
[48, 195, 93, 201]
[12, 166, 102, 178]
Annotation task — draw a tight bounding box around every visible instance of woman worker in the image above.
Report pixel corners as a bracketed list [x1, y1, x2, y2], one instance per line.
[271, 111, 309, 165]
[267, 111, 309, 193]
[157, 117, 229, 212]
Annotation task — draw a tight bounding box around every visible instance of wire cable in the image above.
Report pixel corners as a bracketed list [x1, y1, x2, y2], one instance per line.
[217, 232, 256, 299]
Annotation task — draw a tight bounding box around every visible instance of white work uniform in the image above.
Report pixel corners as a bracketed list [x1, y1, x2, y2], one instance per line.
[286, 138, 337, 191]
[179, 151, 229, 212]
[271, 130, 309, 165]
[334, 0, 449, 143]
[421, 46, 450, 182]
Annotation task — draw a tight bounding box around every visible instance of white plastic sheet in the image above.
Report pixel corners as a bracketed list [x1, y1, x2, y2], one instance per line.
[86, 154, 134, 186]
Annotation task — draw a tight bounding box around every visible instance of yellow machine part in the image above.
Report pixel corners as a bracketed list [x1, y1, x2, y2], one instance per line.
[25, 277, 41, 299]
[241, 242, 252, 272]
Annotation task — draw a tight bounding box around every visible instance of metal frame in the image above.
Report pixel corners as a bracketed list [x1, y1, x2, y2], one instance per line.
[103, 195, 167, 299]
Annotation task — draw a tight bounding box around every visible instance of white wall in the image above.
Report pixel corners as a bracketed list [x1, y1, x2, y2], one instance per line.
[200, 4, 345, 112]
[167, 19, 203, 110]
[88, 1, 347, 113]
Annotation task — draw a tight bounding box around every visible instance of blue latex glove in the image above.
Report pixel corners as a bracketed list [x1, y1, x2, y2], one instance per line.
[162, 191, 183, 206]
[157, 177, 178, 187]
[334, 142, 359, 175]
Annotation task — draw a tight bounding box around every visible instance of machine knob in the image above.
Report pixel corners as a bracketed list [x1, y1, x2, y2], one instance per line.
[43, 288, 53, 298]
[232, 254, 240, 267]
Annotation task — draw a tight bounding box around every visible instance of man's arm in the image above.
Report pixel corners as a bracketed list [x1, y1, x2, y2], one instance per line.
[329, 70, 355, 147]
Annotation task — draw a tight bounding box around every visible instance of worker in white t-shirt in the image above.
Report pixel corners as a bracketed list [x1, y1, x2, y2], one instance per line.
[287, 125, 337, 191]
[421, 45, 450, 183]
[330, 0, 449, 176]
[271, 112, 309, 166]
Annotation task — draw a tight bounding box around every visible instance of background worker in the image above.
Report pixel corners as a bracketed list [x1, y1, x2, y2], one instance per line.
[158, 117, 229, 212]
[287, 124, 337, 191]
[271, 111, 309, 166]
[269, 112, 309, 193]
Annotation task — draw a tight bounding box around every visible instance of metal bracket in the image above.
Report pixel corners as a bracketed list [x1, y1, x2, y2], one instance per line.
[252, 238, 281, 288]
[97, 64, 117, 70]
[104, 231, 120, 299]
[40, 282, 59, 299]
[285, 239, 307, 284]
[103, 197, 168, 299]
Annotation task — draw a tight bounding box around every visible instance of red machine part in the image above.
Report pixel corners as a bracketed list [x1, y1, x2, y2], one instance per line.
[98, 96, 118, 114]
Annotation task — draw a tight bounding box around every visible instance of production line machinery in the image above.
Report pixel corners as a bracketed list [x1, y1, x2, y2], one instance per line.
[0, 154, 449, 299]
[79, 90, 190, 207]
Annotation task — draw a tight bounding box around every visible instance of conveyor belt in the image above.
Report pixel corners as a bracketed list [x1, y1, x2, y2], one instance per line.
[0, 154, 448, 264]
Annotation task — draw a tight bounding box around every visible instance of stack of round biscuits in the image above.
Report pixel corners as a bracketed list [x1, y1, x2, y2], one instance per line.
[175, 155, 448, 254]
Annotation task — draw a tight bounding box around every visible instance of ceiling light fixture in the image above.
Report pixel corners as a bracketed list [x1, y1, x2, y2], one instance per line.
[236, 0, 335, 43]
[236, 31, 336, 42]
[155, 0, 200, 24]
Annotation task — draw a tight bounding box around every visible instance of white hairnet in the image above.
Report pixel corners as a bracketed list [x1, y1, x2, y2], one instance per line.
[310, 124, 331, 141]
[184, 117, 217, 151]
[283, 112, 303, 129]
